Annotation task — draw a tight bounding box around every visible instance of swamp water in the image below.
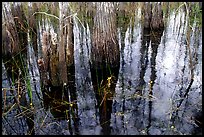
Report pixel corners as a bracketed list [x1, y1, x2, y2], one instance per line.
[2, 4, 202, 135]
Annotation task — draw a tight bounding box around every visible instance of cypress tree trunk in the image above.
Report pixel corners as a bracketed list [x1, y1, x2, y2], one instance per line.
[2, 3, 20, 58]
[58, 2, 75, 85]
[41, 31, 51, 86]
[59, 2, 68, 85]
[91, 2, 120, 68]
[25, 3, 38, 58]
[143, 2, 152, 29]
[49, 31, 60, 86]
[2, 3, 28, 81]
[90, 2, 120, 135]
[143, 2, 164, 30]
[151, 2, 164, 30]
[2, 3, 35, 135]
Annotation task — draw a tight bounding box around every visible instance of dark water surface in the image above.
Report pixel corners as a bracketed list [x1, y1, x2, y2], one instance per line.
[2, 7, 202, 135]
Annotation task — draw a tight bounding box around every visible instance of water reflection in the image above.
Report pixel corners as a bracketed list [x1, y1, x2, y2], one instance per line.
[112, 7, 202, 135]
[41, 60, 79, 135]
[143, 28, 164, 135]
[90, 64, 120, 135]
[2, 4, 202, 135]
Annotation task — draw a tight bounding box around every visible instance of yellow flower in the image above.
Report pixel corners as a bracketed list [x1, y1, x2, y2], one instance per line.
[70, 103, 73, 107]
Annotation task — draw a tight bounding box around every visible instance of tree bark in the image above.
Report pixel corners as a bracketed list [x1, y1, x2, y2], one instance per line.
[91, 2, 120, 68]
[151, 2, 164, 30]
[143, 2, 164, 30]
[58, 2, 74, 85]
[90, 2, 120, 135]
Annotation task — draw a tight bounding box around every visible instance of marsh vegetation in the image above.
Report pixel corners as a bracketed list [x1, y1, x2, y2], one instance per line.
[2, 2, 202, 135]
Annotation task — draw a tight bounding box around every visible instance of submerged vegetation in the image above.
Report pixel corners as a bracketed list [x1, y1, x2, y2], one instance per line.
[2, 2, 202, 135]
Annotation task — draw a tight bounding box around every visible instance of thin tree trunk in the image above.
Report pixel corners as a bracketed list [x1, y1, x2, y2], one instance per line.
[58, 2, 66, 85]
[58, 2, 75, 85]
